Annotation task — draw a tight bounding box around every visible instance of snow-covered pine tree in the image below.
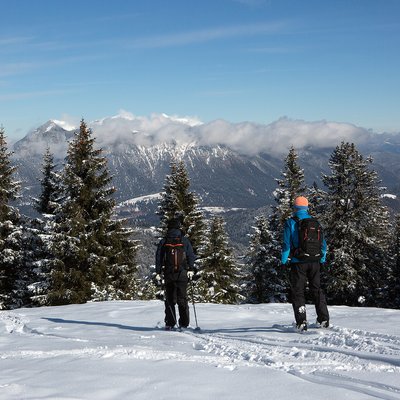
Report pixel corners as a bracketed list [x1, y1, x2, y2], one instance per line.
[138, 265, 159, 300]
[48, 120, 140, 305]
[255, 146, 307, 301]
[28, 148, 64, 306]
[307, 182, 328, 220]
[387, 213, 400, 308]
[35, 148, 64, 215]
[322, 142, 391, 306]
[196, 216, 243, 304]
[245, 214, 286, 303]
[157, 159, 205, 253]
[0, 127, 26, 309]
[274, 146, 307, 225]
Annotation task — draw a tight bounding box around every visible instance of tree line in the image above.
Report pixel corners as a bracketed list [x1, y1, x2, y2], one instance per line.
[1, 122, 399, 310]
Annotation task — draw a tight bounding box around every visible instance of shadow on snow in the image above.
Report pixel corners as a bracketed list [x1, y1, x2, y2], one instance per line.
[43, 317, 294, 334]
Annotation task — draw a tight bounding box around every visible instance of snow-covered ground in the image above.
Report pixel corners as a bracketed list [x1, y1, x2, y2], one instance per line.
[1, 301, 400, 400]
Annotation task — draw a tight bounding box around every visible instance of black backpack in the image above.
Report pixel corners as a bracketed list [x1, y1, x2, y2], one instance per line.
[292, 216, 323, 262]
[163, 236, 186, 273]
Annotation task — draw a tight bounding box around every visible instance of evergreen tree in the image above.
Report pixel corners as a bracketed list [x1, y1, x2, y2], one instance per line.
[196, 216, 243, 304]
[388, 213, 400, 308]
[245, 214, 286, 303]
[35, 147, 63, 215]
[322, 142, 390, 306]
[274, 146, 306, 225]
[48, 120, 139, 305]
[253, 146, 306, 303]
[0, 127, 25, 309]
[157, 159, 205, 253]
[28, 148, 64, 305]
[307, 182, 328, 220]
[138, 265, 158, 300]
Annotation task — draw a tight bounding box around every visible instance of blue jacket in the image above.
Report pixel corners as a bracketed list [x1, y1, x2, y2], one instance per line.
[281, 208, 327, 264]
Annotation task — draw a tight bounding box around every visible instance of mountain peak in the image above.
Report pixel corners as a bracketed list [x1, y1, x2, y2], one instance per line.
[51, 119, 76, 131]
[13, 120, 75, 155]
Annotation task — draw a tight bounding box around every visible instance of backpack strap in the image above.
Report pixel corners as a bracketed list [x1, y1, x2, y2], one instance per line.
[290, 216, 300, 257]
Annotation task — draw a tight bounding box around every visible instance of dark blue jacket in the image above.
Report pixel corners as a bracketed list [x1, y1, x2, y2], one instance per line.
[155, 228, 195, 275]
[281, 208, 327, 264]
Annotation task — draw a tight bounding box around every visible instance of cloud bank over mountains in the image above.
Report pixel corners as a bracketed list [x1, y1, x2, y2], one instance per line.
[20, 110, 373, 156]
[90, 111, 371, 155]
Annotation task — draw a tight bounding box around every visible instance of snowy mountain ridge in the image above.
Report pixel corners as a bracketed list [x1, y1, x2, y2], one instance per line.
[15, 112, 390, 157]
[11, 114, 400, 221]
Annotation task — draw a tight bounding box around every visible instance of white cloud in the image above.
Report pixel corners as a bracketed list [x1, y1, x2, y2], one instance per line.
[89, 112, 370, 156]
[18, 112, 371, 158]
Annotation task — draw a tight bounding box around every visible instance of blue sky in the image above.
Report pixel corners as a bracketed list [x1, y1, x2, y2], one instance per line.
[1, 0, 400, 140]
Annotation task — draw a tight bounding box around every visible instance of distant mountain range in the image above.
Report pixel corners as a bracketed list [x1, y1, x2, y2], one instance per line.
[11, 114, 400, 228]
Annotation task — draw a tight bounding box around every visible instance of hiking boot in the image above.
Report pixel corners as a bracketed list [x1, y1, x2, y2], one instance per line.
[320, 320, 329, 328]
[296, 322, 308, 332]
[165, 326, 174, 331]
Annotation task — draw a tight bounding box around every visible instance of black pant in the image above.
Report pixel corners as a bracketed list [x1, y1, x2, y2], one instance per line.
[289, 262, 329, 325]
[164, 279, 189, 328]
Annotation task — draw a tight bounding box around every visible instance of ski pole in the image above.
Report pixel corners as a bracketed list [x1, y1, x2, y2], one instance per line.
[189, 279, 200, 331]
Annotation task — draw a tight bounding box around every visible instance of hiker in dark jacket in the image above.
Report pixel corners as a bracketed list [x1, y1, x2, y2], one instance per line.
[281, 196, 329, 331]
[155, 218, 196, 330]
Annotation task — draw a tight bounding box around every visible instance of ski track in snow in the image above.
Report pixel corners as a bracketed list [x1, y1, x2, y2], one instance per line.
[2, 311, 400, 399]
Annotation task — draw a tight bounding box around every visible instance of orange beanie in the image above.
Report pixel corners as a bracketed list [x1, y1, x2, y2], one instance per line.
[294, 196, 308, 207]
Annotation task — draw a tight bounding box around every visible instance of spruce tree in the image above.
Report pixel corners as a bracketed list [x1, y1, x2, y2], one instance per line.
[157, 159, 205, 253]
[48, 120, 139, 305]
[245, 214, 286, 303]
[274, 146, 306, 225]
[307, 182, 328, 220]
[322, 142, 390, 306]
[255, 146, 306, 303]
[388, 214, 400, 308]
[28, 148, 64, 305]
[0, 127, 25, 309]
[196, 216, 243, 304]
[35, 148, 63, 215]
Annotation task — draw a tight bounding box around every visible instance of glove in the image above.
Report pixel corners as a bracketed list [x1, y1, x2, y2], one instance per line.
[281, 261, 290, 269]
[187, 271, 194, 280]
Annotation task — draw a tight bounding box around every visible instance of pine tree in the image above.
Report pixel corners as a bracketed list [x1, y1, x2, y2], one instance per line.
[157, 159, 205, 253]
[274, 146, 306, 225]
[245, 214, 286, 303]
[138, 265, 159, 300]
[307, 182, 328, 220]
[0, 127, 25, 309]
[28, 148, 64, 305]
[322, 142, 390, 306]
[196, 216, 243, 304]
[388, 214, 400, 308]
[48, 120, 140, 305]
[35, 147, 63, 215]
[254, 146, 306, 303]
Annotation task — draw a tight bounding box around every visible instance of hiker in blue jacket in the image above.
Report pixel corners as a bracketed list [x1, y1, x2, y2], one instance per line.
[281, 196, 329, 331]
[155, 218, 196, 330]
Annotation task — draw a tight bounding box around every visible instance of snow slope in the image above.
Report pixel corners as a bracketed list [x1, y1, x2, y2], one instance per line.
[1, 301, 400, 400]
